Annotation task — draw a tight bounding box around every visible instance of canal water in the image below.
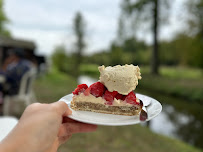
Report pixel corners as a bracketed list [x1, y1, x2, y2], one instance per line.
[78, 75, 203, 149]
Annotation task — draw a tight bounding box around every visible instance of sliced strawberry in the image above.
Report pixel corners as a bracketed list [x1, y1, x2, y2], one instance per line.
[72, 84, 88, 95]
[83, 87, 91, 96]
[125, 91, 138, 105]
[104, 90, 118, 105]
[90, 82, 106, 97]
[115, 93, 123, 100]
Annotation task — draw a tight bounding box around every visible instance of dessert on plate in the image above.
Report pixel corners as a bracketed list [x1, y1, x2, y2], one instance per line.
[71, 64, 142, 116]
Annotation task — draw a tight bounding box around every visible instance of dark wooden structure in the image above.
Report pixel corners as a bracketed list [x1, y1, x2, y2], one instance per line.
[0, 36, 46, 71]
[0, 36, 36, 66]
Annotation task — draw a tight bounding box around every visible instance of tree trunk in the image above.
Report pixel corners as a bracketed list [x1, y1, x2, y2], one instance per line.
[75, 38, 83, 77]
[151, 0, 159, 74]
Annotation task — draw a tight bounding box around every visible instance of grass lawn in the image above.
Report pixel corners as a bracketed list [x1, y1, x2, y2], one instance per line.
[139, 73, 203, 103]
[33, 69, 202, 152]
[59, 125, 202, 152]
[140, 66, 203, 102]
[141, 66, 203, 79]
[34, 69, 77, 103]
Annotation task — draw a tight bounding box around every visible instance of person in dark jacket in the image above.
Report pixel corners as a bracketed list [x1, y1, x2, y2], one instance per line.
[1, 49, 33, 95]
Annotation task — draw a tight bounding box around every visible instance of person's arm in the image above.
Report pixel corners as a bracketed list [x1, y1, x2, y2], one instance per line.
[0, 138, 20, 152]
[0, 102, 97, 152]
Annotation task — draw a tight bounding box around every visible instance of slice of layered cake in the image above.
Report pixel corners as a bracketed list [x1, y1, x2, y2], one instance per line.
[71, 64, 142, 116]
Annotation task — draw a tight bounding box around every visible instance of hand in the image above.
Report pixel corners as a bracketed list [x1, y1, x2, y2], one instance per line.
[0, 102, 97, 152]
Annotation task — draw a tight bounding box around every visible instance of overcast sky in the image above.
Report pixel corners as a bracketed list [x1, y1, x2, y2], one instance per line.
[4, 0, 187, 56]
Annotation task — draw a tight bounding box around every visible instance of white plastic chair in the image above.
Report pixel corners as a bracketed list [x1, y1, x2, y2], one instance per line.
[3, 68, 37, 116]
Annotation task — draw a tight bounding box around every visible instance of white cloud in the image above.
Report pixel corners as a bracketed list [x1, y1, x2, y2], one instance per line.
[4, 0, 121, 56]
[160, 0, 189, 41]
[9, 27, 68, 55]
[4, 0, 189, 56]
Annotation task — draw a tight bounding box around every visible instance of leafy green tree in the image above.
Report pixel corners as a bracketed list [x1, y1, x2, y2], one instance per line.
[185, 0, 203, 68]
[122, 37, 148, 53]
[73, 12, 86, 77]
[186, 0, 203, 38]
[51, 45, 69, 73]
[108, 39, 149, 65]
[0, 0, 10, 36]
[110, 44, 125, 65]
[119, 0, 170, 74]
[117, 15, 126, 45]
[84, 51, 111, 66]
[160, 33, 203, 68]
[159, 40, 178, 65]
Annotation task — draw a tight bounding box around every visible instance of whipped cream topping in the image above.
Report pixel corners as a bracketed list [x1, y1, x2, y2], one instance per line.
[73, 93, 140, 107]
[98, 64, 141, 95]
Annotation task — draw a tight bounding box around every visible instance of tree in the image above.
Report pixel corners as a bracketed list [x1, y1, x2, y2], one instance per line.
[119, 0, 170, 74]
[122, 37, 148, 53]
[0, 0, 11, 36]
[73, 12, 86, 77]
[51, 45, 68, 73]
[117, 16, 125, 45]
[185, 0, 203, 68]
[186, 0, 203, 38]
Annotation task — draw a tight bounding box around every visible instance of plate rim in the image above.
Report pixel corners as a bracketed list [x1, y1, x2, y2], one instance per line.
[59, 93, 162, 126]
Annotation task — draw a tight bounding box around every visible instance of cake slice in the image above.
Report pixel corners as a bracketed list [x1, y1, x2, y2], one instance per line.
[70, 64, 142, 116]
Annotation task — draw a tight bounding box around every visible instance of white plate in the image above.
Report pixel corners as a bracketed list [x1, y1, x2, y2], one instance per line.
[59, 93, 162, 126]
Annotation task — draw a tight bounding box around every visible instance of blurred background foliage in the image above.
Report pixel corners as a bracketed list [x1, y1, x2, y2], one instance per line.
[49, 1, 203, 149]
[1, 0, 203, 151]
[50, 0, 203, 106]
[52, 0, 203, 73]
[52, 32, 203, 73]
[0, 0, 11, 36]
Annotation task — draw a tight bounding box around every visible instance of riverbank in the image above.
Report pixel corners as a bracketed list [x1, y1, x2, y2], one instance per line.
[33, 70, 202, 152]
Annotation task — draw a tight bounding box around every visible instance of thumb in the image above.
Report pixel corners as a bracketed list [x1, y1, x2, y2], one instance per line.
[52, 101, 72, 116]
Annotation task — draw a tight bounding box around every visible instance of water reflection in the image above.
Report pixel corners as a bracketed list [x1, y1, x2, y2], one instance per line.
[149, 104, 192, 140]
[78, 75, 203, 149]
[149, 105, 177, 138]
[143, 90, 203, 149]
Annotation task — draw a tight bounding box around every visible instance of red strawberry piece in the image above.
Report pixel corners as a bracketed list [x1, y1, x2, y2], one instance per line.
[90, 82, 106, 97]
[115, 93, 123, 100]
[122, 95, 127, 101]
[72, 84, 88, 95]
[83, 87, 91, 96]
[104, 90, 118, 105]
[125, 91, 138, 105]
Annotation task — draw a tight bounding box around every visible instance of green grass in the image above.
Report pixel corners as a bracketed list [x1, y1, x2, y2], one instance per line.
[34, 68, 77, 103]
[140, 66, 203, 102]
[141, 66, 203, 79]
[138, 74, 203, 103]
[33, 70, 202, 152]
[141, 66, 203, 102]
[59, 125, 202, 152]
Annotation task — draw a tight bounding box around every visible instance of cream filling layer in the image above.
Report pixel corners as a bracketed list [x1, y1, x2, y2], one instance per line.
[73, 93, 140, 107]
